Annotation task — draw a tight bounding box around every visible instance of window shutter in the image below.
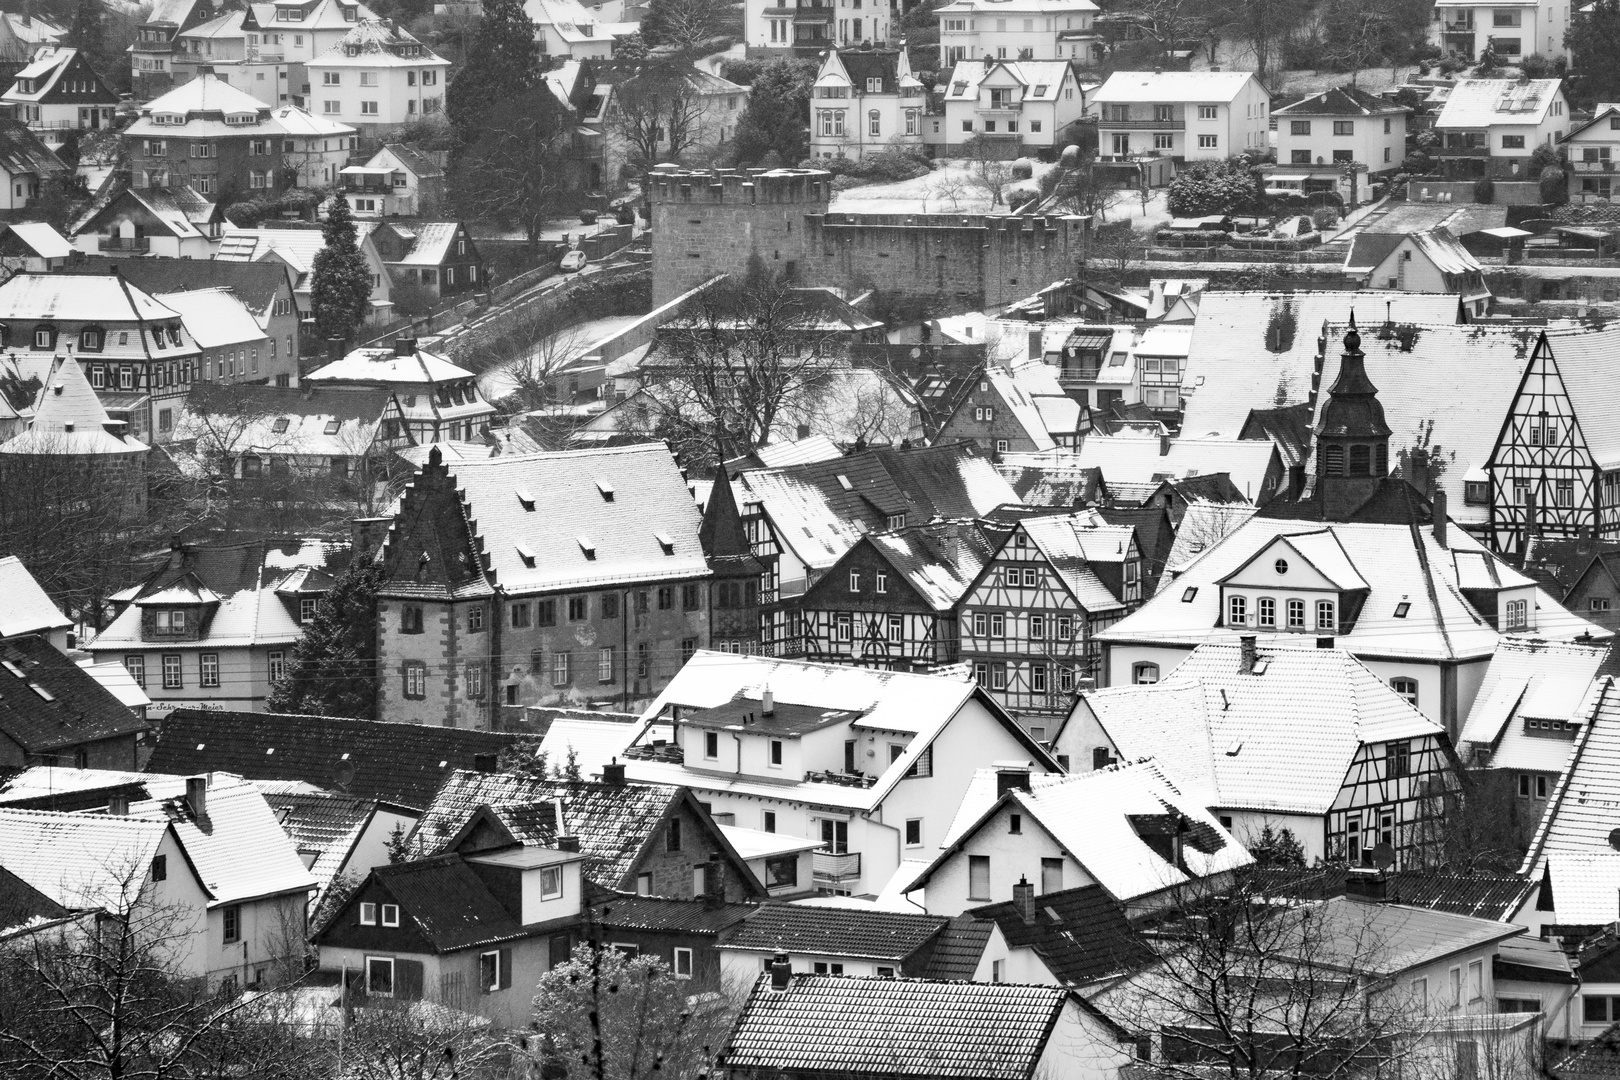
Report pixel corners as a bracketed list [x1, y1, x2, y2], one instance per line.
[499, 947, 513, 989]
[398, 959, 425, 1000]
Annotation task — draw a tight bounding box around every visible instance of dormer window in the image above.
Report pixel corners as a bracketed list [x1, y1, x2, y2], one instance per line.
[80, 327, 102, 351]
[154, 609, 188, 633]
[32, 325, 53, 349]
[343, 4, 356, 17]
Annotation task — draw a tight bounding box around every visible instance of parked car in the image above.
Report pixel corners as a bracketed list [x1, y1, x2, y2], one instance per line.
[561, 249, 587, 273]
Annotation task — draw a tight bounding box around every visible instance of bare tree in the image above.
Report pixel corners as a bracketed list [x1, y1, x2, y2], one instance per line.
[526, 943, 742, 1080]
[610, 66, 712, 178]
[632, 262, 841, 456]
[929, 169, 970, 212]
[962, 137, 1014, 208]
[450, 86, 580, 247]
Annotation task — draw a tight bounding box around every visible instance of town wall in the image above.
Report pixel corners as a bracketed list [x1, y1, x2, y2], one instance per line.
[648, 168, 1090, 310]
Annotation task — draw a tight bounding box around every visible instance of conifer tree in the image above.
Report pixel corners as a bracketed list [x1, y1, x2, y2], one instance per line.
[309, 196, 373, 344]
[446, 0, 540, 140]
[266, 556, 382, 719]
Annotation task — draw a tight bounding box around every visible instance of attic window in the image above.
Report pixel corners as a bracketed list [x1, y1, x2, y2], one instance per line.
[596, 480, 615, 501]
[266, 747, 275, 755]
[1182, 587, 1197, 602]
[272, 417, 290, 433]
[515, 543, 537, 567]
[1225, 738, 1243, 756]
[195, 743, 206, 751]
[516, 488, 536, 511]
[28, 683, 54, 702]
[1033, 83, 1049, 95]
[952, 81, 967, 94]
[325, 420, 342, 435]
[0, 660, 23, 678]
[1394, 601, 1411, 618]
[655, 531, 675, 554]
[837, 475, 855, 491]
[578, 536, 597, 559]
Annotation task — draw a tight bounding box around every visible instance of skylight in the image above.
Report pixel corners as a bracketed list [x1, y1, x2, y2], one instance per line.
[515, 543, 536, 567]
[28, 682, 54, 702]
[1181, 587, 1197, 602]
[655, 530, 675, 554]
[0, 659, 23, 678]
[836, 475, 853, 490]
[516, 489, 536, 511]
[272, 417, 290, 433]
[596, 480, 615, 501]
[578, 536, 597, 559]
[1394, 601, 1410, 618]
[324, 419, 342, 434]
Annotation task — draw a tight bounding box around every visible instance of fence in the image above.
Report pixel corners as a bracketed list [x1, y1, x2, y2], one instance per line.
[1405, 180, 1544, 206]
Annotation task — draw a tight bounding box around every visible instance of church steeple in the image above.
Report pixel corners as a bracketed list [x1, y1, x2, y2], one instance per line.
[1313, 315, 1394, 520]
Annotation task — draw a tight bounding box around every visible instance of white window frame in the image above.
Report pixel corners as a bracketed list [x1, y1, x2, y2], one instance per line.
[359, 902, 378, 925]
[673, 947, 693, 979]
[540, 865, 563, 899]
[381, 903, 400, 927]
[480, 949, 502, 991]
[366, 955, 395, 997]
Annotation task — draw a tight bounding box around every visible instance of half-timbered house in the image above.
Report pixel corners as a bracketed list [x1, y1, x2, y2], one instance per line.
[793, 520, 996, 671]
[958, 509, 1137, 738]
[1059, 641, 1459, 869]
[736, 443, 1018, 657]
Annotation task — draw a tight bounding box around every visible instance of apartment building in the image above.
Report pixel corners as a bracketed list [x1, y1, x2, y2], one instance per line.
[938, 58, 1086, 156]
[808, 48, 925, 160]
[305, 18, 450, 135]
[936, 0, 1101, 65]
[1432, 77, 1568, 180]
[1265, 84, 1408, 201]
[1090, 70, 1270, 164]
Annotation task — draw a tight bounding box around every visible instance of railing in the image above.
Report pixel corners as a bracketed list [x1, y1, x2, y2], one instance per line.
[1572, 159, 1616, 173]
[1098, 118, 1185, 130]
[100, 236, 150, 252]
[1061, 365, 1103, 382]
[812, 850, 861, 881]
[977, 104, 1019, 116]
[1439, 144, 1490, 156]
[1440, 22, 1474, 33]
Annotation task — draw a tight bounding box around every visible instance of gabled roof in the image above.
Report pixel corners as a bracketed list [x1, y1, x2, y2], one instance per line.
[855, 522, 994, 612]
[1357, 227, 1482, 280]
[413, 771, 753, 891]
[1562, 106, 1620, 144]
[1434, 78, 1564, 129]
[923, 760, 1253, 903]
[823, 49, 905, 95]
[1092, 70, 1259, 104]
[0, 636, 146, 754]
[3, 47, 107, 105]
[1016, 511, 1130, 612]
[964, 883, 1154, 984]
[70, 184, 219, 240]
[0, 556, 69, 639]
[1102, 515, 1603, 661]
[372, 142, 443, 179]
[0, 807, 169, 911]
[723, 903, 946, 960]
[169, 387, 394, 469]
[738, 442, 1017, 574]
[372, 221, 464, 267]
[1006, 434, 1277, 503]
[943, 59, 1072, 103]
[307, 341, 474, 384]
[129, 773, 317, 906]
[1459, 638, 1608, 757]
[378, 444, 709, 599]
[156, 287, 265, 349]
[0, 353, 146, 456]
[723, 974, 1080, 1079]
[1077, 644, 1445, 815]
[367, 853, 528, 951]
[141, 709, 537, 810]
[307, 18, 448, 67]
[91, 258, 297, 325]
[1343, 232, 1407, 275]
[0, 270, 179, 323]
[0, 118, 66, 179]
[1274, 85, 1407, 117]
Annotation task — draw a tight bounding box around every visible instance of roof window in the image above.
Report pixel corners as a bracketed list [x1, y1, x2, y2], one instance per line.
[578, 536, 597, 559]
[28, 683, 54, 702]
[596, 480, 615, 501]
[516, 488, 536, 511]
[515, 543, 536, 567]
[0, 659, 23, 678]
[272, 417, 290, 433]
[1181, 587, 1197, 602]
[836, 474, 852, 490]
[1394, 601, 1410, 618]
[324, 419, 342, 434]
[655, 530, 675, 554]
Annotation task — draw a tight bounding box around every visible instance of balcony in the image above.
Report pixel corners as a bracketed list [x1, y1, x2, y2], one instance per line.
[1099, 118, 1185, 130]
[1439, 21, 1474, 33]
[100, 236, 150, 253]
[1438, 144, 1491, 157]
[1573, 158, 1617, 173]
[813, 850, 861, 883]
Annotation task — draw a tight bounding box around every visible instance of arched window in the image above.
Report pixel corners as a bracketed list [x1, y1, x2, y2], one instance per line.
[1227, 595, 1247, 625]
[1390, 677, 1418, 706]
[1324, 445, 1345, 476]
[1257, 597, 1276, 627]
[1316, 599, 1336, 631]
[1349, 445, 1372, 476]
[1132, 662, 1159, 684]
[1287, 599, 1306, 629]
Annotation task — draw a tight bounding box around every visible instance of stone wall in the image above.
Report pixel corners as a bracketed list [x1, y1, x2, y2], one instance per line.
[648, 168, 1089, 311]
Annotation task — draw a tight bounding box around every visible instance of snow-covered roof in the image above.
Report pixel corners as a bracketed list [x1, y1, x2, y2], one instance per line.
[0, 807, 169, 912]
[307, 18, 448, 67]
[1078, 644, 1444, 815]
[126, 74, 271, 137]
[1459, 637, 1608, 752]
[0, 354, 147, 457]
[537, 718, 640, 778]
[1005, 434, 1277, 503]
[0, 555, 69, 637]
[1434, 78, 1564, 129]
[1101, 516, 1607, 662]
[1019, 511, 1130, 612]
[269, 104, 355, 137]
[1520, 678, 1620, 919]
[1091, 70, 1260, 105]
[935, 0, 1097, 12]
[307, 342, 475, 385]
[6, 222, 72, 260]
[943, 60, 1072, 102]
[927, 759, 1254, 902]
[0, 270, 179, 322]
[156, 287, 265, 349]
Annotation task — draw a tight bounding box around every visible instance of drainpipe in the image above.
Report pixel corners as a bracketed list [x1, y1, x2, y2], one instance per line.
[489, 584, 504, 732]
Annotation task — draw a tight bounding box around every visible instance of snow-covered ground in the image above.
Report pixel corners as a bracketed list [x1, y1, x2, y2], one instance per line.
[830, 159, 1172, 231]
[479, 314, 646, 400]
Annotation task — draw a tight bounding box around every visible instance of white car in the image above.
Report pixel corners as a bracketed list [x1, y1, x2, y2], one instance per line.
[560, 249, 587, 273]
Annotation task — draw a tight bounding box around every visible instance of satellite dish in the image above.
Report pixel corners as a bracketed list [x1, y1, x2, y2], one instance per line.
[1371, 842, 1396, 870]
[332, 760, 356, 791]
[1607, 828, 1620, 852]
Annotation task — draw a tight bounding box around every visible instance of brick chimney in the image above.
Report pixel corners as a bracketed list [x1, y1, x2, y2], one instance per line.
[770, 951, 792, 990]
[704, 856, 724, 909]
[1012, 876, 1036, 924]
[1238, 634, 1257, 675]
[602, 758, 626, 787]
[392, 337, 417, 357]
[556, 835, 581, 852]
[185, 776, 208, 822]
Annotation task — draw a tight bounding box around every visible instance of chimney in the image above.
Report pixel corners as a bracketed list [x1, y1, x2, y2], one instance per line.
[556, 835, 581, 852]
[1238, 634, 1257, 674]
[602, 758, 626, 787]
[1012, 876, 1036, 924]
[704, 856, 724, 909]
[392, 337, 417, 357]
[1288, 463, 1305, 500]
[1028, 327, 1043, 363]
[770, 951, 792, 990]
[761, 687, 774, 717]
[1408, 448, 1430, 498]
[1432, 489, 1448, 547]
[185, 776, 207, 820]
[106, 794, 128, 816]
[1159, 431, 1171, 457]
[995, 765, 1031, 799]
[1345, 867, 1388, 902]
